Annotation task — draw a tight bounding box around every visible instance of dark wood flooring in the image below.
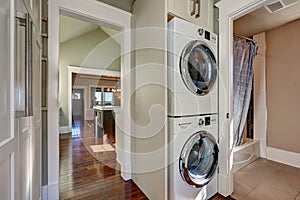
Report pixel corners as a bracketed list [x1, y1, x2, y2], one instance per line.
[59, 120, 233, 200]
[210, 194, 235, 200]
[59, 121, 148, 199]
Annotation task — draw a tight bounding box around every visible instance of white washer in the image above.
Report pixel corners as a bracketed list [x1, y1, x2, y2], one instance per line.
[168, 17, 218, 117]
[168, 114, 219, 200]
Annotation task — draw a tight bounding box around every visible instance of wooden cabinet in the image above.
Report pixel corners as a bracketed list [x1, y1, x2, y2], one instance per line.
[94, 107, 117, 143]
[103, 110, 115, 143]
[168, 0, 214, 30]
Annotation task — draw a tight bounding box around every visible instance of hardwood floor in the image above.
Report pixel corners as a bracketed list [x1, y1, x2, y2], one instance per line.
[210, 194, 235, 200]
[59, 121, 148, 199]
[59, 120, 234, 199]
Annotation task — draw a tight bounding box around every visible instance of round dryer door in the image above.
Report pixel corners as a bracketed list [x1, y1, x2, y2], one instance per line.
[179, 131, 219, 188]
[180, 41, 217, 96]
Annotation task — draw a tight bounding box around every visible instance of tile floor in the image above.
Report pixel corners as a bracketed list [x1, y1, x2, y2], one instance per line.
[232, 158, 300, 200]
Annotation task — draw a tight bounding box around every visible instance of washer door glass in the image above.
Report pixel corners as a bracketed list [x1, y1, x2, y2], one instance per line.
[179, 131, 219, 187]
[180, 41, 217, 96]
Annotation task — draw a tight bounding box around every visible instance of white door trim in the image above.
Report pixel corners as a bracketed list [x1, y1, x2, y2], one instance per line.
[215, 0, 277, 196]
[48, 1, 131, 199]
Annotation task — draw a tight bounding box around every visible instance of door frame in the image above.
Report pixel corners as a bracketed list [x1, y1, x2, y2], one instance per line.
[215, 0, 276, 196]
[48, 0, 131, 199]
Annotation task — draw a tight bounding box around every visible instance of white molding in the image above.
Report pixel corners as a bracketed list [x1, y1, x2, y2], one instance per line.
[215, 0, 278, 196]
[47, 182, 58, 200]
[42, 185, 48, 200]
[58, 0, 131, 29]
[59, 126, 71, 134]
[48, 1, 131, 199]
[68, 66, 121, 77]
[267, 147, 300, 169]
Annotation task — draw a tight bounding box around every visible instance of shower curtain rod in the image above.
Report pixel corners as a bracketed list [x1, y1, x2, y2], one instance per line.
[234, 34, 257, 43]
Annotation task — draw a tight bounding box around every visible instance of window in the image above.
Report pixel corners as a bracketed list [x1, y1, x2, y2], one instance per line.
[72, 92, 81, 99]
[91, 87, 117, 107]
[91, 87, 102, 107]
[94, 89, 102, 105]
[104, 88, 114, 105]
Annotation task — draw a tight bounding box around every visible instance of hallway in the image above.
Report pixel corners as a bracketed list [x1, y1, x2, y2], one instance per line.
[59, 121, 148, 199]
[59, 121, 234, 199]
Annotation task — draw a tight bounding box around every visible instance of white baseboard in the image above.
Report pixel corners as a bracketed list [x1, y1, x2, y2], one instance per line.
[218, 173, 233, 197]
[42, 185, 48, 200]
[47, 182, 59, 200]
[267, 147, 300, 168]
[121, 161, 132, 181]
[59, 126, 72, 134]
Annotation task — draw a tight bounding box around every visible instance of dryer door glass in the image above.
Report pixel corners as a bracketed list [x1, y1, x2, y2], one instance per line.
[180, 41, 217, 96]
[179, 131, 219, 187]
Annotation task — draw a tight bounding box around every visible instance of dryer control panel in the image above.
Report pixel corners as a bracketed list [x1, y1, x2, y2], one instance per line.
[198, 115, 217, 126]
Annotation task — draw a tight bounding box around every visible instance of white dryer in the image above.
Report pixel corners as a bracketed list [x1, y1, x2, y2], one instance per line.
[168, 114, 219, 200]
[168, 17, 218, 117]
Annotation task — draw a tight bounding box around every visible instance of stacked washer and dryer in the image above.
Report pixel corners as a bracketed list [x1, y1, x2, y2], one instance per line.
[167, 17, 219, 200]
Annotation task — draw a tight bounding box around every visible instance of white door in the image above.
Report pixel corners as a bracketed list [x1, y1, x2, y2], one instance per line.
[16, 0, 42, 199]
[0, 0, 19, 199]
[0, 0, 42, 199]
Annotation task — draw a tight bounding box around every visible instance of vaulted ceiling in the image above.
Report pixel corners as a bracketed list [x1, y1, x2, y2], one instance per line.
[59, 15, 120, 44]
[59, 16, 99, 43]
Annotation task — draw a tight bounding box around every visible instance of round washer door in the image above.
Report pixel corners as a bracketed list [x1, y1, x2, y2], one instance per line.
[180, 41, 217, 96]
[179, 131, 219, 187]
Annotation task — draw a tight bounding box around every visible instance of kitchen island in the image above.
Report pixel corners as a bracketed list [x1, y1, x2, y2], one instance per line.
[93, 106, 120, 143]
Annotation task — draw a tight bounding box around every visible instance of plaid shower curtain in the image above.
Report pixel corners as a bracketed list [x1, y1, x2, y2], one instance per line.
[233, 38, 258, 146]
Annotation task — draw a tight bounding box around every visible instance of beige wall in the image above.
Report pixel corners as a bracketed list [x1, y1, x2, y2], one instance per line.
[266, 19, 300, 154]
[59, 28, 120, 126]
[131, 0, 167, 199]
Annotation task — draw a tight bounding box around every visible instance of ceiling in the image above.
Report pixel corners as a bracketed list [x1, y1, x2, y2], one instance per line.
[234, 2, 300, 37]
[60, 15, 99, 43]
[59, 15, 120, 44]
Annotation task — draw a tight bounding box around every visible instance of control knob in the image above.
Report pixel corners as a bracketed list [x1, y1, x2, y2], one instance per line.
[199, 118, 205, 126]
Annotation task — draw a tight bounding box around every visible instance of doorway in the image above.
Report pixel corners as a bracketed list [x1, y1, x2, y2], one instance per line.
[72, 88, 84, 122]
[59, 13, 122, 169]
[216, 0, 300, 197]
[48, 1, 131, 198]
